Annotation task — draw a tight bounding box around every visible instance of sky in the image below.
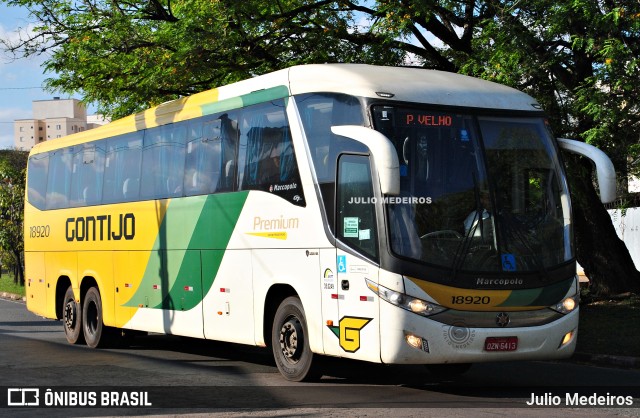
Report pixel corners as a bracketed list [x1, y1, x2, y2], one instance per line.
[0, 3, 94, 150]
[0, 3, 439, 151]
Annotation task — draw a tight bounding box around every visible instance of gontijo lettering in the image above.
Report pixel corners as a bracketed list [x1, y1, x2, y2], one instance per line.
[65, 213, 135, 242]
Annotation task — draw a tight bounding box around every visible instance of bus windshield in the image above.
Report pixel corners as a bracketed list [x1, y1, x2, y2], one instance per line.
[372, 105, 572, 274]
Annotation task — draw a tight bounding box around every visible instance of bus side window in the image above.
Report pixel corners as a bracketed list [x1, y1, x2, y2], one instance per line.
[184, 119, 205, 196]
[237, 100, 304, 206]
[103, 132, 143, 203]
[45, 147, 73, 210]
[69, 145, 104, 207]
[244, 125, 278, 187]
[199, 120, 223, 194]
[295, 93, 365, 184]
[141, 123, 186, 199]
[336, 154, 378, 260]
[27, 153, 49, 210]
[218, 113, 238, 192]
[184, 113, 238, 196]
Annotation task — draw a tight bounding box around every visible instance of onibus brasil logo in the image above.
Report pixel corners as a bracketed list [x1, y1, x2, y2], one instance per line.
[327, 316, 372, 353]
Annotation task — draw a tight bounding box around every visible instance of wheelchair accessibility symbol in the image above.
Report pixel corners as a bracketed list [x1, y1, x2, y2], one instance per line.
[337, 255, 347, 273]
[501, 254, 516, 272]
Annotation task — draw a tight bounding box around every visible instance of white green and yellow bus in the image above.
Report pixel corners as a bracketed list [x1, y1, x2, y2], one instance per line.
[24, 64, 616, 381]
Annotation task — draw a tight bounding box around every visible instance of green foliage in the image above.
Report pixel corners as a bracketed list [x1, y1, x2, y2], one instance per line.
[2, 0, 409, 118]
[1, 0, 639, 289]
[0, 150, 28, 285]
[1, 1, 487, 117]
[464, 1, 640, 181]
[577, 293, 640, 357]
[0, 271, 26, 297]
[4, 0, 636, 176]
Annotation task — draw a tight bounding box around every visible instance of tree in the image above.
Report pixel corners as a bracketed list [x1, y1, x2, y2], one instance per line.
[2, 0, 639, 295]
[2, 0, 407, 118]
[0, 150, 28, 286]
[460, 0, 640, 295]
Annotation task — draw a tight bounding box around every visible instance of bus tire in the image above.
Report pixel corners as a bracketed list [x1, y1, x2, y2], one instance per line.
[82, 286, 106, 348]
[271, 296, 319, 382]
[62, 285, 84, 345]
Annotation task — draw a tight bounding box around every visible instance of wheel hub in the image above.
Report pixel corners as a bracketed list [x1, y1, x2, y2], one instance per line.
[279, 318, 302, 362]
[64, 301, 76, 329]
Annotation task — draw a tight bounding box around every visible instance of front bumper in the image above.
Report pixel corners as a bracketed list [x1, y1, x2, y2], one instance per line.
[379, 301, 578, 364]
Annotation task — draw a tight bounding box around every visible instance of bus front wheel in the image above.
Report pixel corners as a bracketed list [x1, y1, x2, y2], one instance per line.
[82, 287, 106, 348]
[271, 296, 319, 382]
[62, 285, 84, 345]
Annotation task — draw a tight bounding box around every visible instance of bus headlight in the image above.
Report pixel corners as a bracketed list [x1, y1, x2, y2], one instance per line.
[551, 294, 579, 314]
[366, 279, 447, 317]
[550, 276, 580, 315]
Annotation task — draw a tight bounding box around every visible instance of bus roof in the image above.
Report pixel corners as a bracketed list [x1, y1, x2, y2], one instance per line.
[29, 64, 541, 155]
[288, 64, 540, 111]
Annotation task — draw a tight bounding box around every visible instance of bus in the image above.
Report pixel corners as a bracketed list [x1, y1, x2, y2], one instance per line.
[24, 64, 616, 381]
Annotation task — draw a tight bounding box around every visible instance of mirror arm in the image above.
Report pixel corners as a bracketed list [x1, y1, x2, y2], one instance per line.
[557, 138, 617, 203]
[331, 126, 400, 196]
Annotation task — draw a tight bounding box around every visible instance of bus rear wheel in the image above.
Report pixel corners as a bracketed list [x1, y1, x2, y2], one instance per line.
[82, 287, 107, 348]
[62, 285, 84, 345]
[271, 296, 319, 382]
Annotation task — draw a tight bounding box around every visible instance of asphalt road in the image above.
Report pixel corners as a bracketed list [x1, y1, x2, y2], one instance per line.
[1, 297, 639, 417]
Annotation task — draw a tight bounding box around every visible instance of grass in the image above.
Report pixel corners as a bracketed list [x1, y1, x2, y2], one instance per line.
[0, 272, 26, 297]
[0, 273, 637, 359]
[576, 290, 640, 358]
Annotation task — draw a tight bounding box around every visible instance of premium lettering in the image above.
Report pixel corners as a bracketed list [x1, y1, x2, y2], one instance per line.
[253, 215, 299, 231]
[65, 213, 135, 242]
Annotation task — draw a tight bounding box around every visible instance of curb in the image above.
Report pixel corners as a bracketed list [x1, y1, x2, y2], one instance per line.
[0, 291, 26, 302]
[572, 352, 640, 369]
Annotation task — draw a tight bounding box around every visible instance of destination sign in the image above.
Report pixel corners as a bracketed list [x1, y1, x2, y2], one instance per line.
[403, 113, 453, 127]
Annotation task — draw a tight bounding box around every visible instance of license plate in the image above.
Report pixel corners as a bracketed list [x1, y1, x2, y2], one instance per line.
[484, 336, 518, 352]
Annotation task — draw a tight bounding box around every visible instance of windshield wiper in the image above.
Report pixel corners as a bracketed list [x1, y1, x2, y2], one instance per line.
[451, 172, 484, 278]
[496, 209, 551, 281]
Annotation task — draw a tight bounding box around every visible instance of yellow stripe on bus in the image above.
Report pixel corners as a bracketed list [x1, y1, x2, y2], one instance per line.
[406, 278, 544, 312]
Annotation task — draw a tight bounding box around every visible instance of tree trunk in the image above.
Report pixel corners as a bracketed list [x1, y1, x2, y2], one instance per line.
[567, 155, 640, 296]
[12, 249, 24, 287]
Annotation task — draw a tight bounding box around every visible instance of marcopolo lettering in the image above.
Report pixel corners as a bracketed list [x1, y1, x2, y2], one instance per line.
[476, 278, 524, 286]
[65, 213, 135, 242]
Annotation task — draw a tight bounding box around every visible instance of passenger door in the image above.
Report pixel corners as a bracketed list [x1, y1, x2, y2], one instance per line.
[332, 154, 381, 362]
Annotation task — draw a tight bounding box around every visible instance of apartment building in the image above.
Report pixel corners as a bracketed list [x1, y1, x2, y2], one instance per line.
[14, 97, 108, 150]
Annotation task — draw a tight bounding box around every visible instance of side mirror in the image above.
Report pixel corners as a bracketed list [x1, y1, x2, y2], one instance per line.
[331, 126, 400, 196]
[557, 138, 617, 203]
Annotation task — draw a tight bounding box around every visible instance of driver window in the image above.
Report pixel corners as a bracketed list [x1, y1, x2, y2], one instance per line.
[336, 154, 378, 260]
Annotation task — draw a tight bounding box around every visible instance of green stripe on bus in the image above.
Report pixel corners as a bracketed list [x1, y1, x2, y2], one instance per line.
[496, 287, 543, 307]
[123, 192, 249, 310]
[529, 277, 574, 306]
[157, 192, 248, 310]
[496, 277, 573, 307]
[201, 85, 290, 116]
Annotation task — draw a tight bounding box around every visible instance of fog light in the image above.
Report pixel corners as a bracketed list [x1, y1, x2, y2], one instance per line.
[405, 333, 430, 353]
[559, 330, 575, 348]
[406, 334, 422, 349]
